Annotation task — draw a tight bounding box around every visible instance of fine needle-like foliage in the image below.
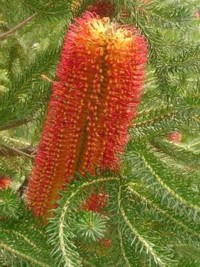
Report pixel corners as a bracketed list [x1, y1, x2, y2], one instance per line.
[0, 0, 200, 267]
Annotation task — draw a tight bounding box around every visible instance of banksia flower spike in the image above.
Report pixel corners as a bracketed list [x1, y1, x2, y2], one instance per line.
[26, 12, 147, 219]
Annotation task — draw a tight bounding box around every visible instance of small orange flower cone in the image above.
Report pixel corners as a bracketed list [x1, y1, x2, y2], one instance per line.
[26, 12, 147, 219]
[0, 177, 11, 189]
[167, 131, 182, 143]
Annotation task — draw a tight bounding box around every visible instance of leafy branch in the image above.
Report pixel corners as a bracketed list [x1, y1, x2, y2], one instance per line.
[47, 176, 118, 267]
[0, 13, 36, 41]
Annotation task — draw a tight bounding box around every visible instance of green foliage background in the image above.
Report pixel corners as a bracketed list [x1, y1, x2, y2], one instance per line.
[0, 0, 200, 266]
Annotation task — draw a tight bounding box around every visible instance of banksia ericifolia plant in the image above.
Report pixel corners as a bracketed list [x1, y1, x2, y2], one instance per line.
[26, 12, 147, 219]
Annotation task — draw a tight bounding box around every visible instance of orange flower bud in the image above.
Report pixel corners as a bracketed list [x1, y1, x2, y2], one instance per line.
[0, 177, 11, 189]
[99, 238, 112, 247]
[167, 131, 182, 143]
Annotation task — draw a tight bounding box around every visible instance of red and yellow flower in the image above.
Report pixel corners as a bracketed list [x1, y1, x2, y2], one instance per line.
[26, 12, 147, 219]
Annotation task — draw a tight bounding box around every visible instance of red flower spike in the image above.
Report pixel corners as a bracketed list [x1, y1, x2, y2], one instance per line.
[26, 12, 147, 219]
[167, 131, 182, 143]
[82, 192, 109, 212]
[0, 177, 11, 189]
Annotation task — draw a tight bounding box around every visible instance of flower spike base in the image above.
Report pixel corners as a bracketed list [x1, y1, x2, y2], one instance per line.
[26, 12, 147, 219]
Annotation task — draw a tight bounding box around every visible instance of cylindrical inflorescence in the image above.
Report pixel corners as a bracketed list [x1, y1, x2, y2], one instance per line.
[26, 12, 147, 219]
